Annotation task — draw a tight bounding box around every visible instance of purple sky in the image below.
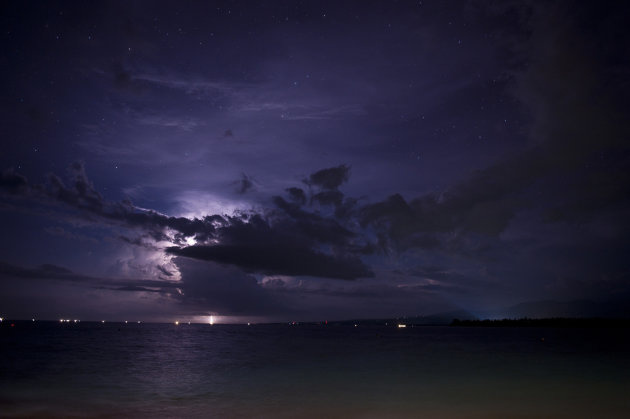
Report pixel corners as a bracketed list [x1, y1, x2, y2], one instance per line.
[1, 1, 629, 322]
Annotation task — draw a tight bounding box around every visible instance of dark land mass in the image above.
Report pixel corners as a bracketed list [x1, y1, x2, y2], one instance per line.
[450, 318, 630, 328]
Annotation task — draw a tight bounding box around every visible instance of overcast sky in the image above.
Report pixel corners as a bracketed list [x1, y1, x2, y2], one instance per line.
[1, 1, 629, 322]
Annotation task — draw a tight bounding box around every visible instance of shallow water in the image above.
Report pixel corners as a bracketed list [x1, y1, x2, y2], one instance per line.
[1, 322, 629, 418]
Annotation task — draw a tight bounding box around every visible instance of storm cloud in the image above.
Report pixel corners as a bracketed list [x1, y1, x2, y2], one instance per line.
[1, 1, 629, 321]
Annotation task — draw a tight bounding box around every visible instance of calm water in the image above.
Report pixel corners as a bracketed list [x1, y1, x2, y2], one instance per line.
[1, 322, 629, 418]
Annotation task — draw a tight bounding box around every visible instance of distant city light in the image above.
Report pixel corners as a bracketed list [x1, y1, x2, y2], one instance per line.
[101, 320, 105, 323]
[175, 321, 179, 325]
[209, 315, 214, 325]
[397, 324, 407, 328]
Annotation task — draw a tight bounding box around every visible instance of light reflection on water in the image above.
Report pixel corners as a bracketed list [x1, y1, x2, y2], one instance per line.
[1, 322, 629, 418]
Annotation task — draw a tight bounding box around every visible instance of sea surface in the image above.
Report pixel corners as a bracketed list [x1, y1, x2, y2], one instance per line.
[1, 321, 629, 418]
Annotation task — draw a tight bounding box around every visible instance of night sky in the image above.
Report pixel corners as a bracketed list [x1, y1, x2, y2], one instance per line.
[1, 1, 629, 323]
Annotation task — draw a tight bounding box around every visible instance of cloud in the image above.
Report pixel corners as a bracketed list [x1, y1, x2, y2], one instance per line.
[1, 162, 373, 280]
[109, 285, 164, 293]
[0, 260, 186, 321]
[304, 164, 350, 190]
[46, 161, 105, 213]
[173, 257, 289, 315]
[272, 196, 357, 246]
[1, 161, 219, 244]
[156, 264, 174, 277]
[356, 2, 630, 253]
[124, 70, 363, 122]
[274, 105, 365, 120]
[285, 187, 307, 206]
[0, 261, 179, 293]
[132, 73, 237, 96]
[0, 168, 28, 194]
[235, 173, 254, 194]
[44, 226, 99, 243]
[167, 201, 373, 279]
[168, 244, 372, 280]
[312, 190, 344, 207]
[138, 114, 202, 131]
[0, 262, 83, 282]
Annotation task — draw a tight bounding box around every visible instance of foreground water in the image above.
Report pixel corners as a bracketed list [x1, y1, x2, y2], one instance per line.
[1, 321, 629, 418]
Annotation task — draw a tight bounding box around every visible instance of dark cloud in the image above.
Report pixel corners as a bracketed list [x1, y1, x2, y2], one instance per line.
[112, 62, 133, 90]
[0, 162, 219, 244]
[304, 164, 350, 190]
[47, 161, 105, 212]
[173, 257, 288, 315]
[272, 196, 357, 246]
[355, 2, 630, 254]
[1, 163, 374, 281]
[168, 243, 372, 280]
[312, 190, 344, 207]
[358, 144, 568, 253]
[258, 275, 458, 319]
[285, 187, 307, 206]
[0, 261, 179, 293]
[544, 157, 630, 223]
[0, 262, 83, 281]
[44, 226, 99, 244]
[0, 168, 29, 194]
[235, 172, 254, 194]
[109, 285, 163, 293]
[3, 163, 360, 255]
[2, 1, 630, 321]
[165, 188, 373, 279]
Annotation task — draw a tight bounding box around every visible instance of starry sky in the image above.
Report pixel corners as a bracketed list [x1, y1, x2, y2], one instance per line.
[1, 1, 629, 323]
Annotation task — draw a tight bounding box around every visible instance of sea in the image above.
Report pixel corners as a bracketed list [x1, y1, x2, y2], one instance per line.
[1, 321, 629, 418]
